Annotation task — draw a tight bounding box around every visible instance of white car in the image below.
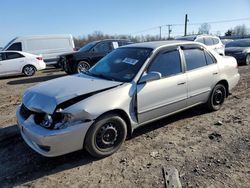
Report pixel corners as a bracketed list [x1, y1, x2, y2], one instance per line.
[2, 34, 75, 67]
[176, 35, 225, 56]
[0, 51, 46, 77]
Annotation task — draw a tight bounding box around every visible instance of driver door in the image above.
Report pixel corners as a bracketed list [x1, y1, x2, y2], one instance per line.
[136, 48, 188, 124]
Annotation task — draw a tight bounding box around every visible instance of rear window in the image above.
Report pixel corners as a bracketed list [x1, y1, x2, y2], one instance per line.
[6, 42, 22, 51]
[204, 37, 214, 46]
[212, 38, 220, 45]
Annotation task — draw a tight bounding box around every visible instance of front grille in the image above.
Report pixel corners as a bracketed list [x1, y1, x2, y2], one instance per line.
[20, 104, 33, 120]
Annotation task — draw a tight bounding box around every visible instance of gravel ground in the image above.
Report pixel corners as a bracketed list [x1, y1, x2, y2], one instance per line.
[0, 65, 249, 188]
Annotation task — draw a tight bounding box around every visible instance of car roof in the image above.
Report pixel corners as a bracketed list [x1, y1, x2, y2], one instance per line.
[95, 39, 130, 43]
[121, 40, 200, 50]
[176, 34, 219, 41]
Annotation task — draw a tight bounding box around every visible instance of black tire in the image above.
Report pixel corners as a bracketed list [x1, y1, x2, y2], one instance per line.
[84, 113, 127, 158]
[23, 65, 36, 76]
[207, 84, 226, 111]
[77, 61, 90, 73]
[245, 54, 250, 65]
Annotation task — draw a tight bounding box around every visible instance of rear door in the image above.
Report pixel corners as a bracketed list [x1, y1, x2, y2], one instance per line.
[181, 46, 219, 106]
[137, 47, 188, 123]
[0, 52, 25, 74]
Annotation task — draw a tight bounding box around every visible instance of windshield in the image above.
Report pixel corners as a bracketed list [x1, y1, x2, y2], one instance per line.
[3, 37, 17, 50]
[226, 40, 250, 48]
[87, 47, 153, 82]
[79, 41, 97, 52]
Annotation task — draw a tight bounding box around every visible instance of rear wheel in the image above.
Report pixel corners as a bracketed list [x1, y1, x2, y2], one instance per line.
[245, 54, 250, 65]
[84, 113, 127, 158]
[206, 84, 226, 111]
[23, 65, 36, 76]
[77, 61, 90, 73]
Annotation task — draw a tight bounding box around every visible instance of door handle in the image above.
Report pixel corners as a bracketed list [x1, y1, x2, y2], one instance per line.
[213, 72, 218, 75]
[177, 82, 186, 85]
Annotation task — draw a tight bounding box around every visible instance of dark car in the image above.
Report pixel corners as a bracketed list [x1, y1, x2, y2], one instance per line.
[225, 39, 250, 65]
[59, 39, 132, 74]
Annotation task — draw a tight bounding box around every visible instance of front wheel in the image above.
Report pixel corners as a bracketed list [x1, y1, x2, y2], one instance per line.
[245, 54, 250, 65]
[77, 61, 90, 73]
[23, 65, 36, 76]
[84, 114, 127, 158]
[206, 84, 226, 111]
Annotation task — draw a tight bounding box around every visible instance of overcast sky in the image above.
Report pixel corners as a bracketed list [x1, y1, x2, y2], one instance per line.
[1, 0, 250, 46]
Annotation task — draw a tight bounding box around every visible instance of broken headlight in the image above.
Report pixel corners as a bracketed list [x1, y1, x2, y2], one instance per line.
[35, 110, 72, 129]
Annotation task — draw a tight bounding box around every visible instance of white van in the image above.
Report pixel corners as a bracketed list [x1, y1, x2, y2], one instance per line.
[2, 34, 75, 66]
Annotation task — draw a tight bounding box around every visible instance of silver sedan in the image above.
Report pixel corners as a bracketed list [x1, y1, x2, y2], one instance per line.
[16, 41, 240, 157]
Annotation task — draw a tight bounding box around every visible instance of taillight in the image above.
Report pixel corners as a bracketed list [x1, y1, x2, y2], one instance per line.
[36, 57, 43, 60]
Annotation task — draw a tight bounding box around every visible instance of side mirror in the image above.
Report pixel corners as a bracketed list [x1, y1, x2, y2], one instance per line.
[139, 71, 162, 84]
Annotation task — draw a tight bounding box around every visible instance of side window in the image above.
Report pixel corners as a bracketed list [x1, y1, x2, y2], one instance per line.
[212, 38, 219, 45]
[196, 37, 205, 44]
[148, 50, 182, 77]
[184, 49, 207, 71]
[5, 52, 24, 60]
[204, 37, 214, 46]
[204, 51, 215, 65]
[93, 42, 112, 53]
[6, 42, 22, 51]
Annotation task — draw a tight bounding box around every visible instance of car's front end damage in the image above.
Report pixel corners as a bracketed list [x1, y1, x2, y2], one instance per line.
[16, 74, 127, 157]
[16, 104, 93, 157]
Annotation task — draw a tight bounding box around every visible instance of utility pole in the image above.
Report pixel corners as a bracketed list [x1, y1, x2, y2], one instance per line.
[167, 24, 172, 39]
[184, 14, 188, 36]
[159, 26, 162, 40]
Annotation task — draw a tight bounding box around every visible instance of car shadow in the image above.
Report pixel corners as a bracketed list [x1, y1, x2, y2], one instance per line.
[0, 125, 97, 187]
[0, 105, 210, 187]
[7, 73, 66, 85]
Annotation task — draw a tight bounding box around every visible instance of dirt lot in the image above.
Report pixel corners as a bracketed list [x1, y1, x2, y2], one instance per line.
[0, 66, 249, 188]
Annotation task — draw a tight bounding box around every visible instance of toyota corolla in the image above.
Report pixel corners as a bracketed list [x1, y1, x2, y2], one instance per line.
[16, 41, 240, 158]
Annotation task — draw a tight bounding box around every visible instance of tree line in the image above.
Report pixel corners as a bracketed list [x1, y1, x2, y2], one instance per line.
[74, 24, 250, 48]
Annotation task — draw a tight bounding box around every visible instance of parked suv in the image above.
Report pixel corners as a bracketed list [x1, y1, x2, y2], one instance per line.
[176, 35, 225, 55]
[59, 39, 132, 74]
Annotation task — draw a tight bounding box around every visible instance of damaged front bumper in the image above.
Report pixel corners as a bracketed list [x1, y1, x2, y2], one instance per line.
[16, 105, 93, 157]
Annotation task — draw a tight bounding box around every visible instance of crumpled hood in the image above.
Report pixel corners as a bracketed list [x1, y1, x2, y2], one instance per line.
[23, 74, 122, 114]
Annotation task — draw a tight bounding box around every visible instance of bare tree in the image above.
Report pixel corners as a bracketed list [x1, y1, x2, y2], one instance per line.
[198, 23, 211, 34]
[233, 24, 248, 35]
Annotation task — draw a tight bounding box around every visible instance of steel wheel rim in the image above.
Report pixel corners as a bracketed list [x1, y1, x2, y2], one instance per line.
[96, 122, 119, 149]
[78, 62, 89, 73]
[213, 88, 224, 106]
[24, 66, 35, 76]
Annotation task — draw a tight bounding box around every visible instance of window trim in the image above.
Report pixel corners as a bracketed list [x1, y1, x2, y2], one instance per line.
[145, 46, 184, 79]
[180, 47, 212, 72]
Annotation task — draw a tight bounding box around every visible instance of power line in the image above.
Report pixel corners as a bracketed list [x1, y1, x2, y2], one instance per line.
[131, 17, 250, 35]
